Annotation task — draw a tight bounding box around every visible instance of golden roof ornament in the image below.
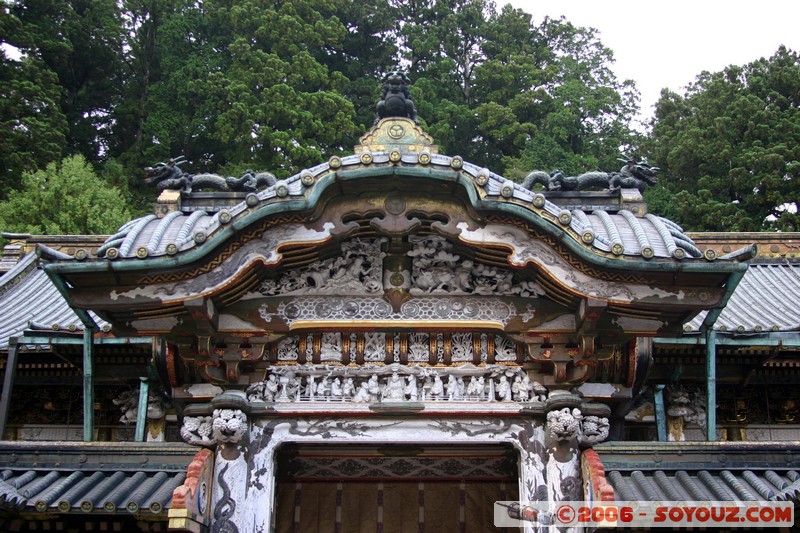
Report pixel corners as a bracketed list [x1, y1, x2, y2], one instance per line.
[356, 70, 438, 154]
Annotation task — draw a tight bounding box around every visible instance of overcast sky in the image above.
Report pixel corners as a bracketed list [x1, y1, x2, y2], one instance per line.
[507, 0, 800, 123]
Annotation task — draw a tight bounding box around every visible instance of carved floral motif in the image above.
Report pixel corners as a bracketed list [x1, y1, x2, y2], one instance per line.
[546, 408, 581, 441]
[546, 407, 611, 445]
[578, 415, 611, 446]
[181, 409, 248, 446]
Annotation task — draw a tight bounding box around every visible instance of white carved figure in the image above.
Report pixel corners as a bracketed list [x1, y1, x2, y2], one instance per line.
[496, 375, 513, 402]
[211, 409, 248, 443]
[180, 415, 215, 446]
[511, 376, 524, 402]
[316, 377, 331, 400]
[320, 333, 342, 360]
[367, 375, 382, 401]
[446, 375, 462, 401]
[277, 336, 299, 360]
[330, 378, 343, 400]
[343, 377, 356, 399]
[113, 390, 165, 424]
[246, 374, 279, 403]
[383, 372, 406, 401]
[430, 374, 444, 400]
[405, 375, 419, 401]
[477, 376, 487, 399]
[352, 382, 370, 403]
[305, 375, 317, 400]
[264, 374, 279, 401]
[547, 407, 581, 441]
[466, 376, 479, 399]
[517, 375, 532, 402]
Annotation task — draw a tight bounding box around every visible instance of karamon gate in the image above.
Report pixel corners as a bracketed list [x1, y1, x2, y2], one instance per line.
[43, 76, 745, 532]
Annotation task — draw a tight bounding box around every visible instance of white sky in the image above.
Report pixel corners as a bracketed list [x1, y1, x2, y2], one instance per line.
[507, 0, 800, 124]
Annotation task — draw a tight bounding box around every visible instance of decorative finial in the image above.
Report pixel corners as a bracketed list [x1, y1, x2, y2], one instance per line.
[375, 70, 418, 125]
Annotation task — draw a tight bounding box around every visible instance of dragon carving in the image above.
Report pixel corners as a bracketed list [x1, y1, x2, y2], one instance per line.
[145, 156, 277, 193]
[522, 158, 659, 193]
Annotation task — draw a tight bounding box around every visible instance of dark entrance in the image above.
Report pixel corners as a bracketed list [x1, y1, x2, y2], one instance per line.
[273, 444, 519, 533]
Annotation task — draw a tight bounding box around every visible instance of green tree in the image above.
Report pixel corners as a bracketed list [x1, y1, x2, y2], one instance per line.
[392, 2, 639, 174]
[0, 155, 133, 235]
[0, 4, 68, 193]
[192, 0, 359, 177]
[493, 14, 639, 178]
[0, 52, 68, 194]
[8, 0, 125, 161]
[646, 46, 800, 231]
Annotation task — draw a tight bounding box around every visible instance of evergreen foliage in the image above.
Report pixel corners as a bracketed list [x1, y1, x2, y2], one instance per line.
[6, 0, 798, 234]
[0, 155, 132, 235]
[646, 46, 800, 231]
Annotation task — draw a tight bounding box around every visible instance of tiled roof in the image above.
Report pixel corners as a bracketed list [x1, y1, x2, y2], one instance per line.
[93, 153, 703, 261]
[607, 468, 800, 502]
[0, 253, 107, 349]
[595, 442, 800, 503]
[0, 469, 186, 514]
[0, 442, 197, 517]
[686, 262, 800, 334]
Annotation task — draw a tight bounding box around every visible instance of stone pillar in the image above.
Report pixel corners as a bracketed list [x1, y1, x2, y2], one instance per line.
[544, 392, 583, 505]
[207, 391, 251, 533]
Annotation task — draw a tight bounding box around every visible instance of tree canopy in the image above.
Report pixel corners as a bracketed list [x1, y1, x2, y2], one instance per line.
[1, 0, 642, 222]
[646, 46, 800, 231]
[0, 155, 133, 235]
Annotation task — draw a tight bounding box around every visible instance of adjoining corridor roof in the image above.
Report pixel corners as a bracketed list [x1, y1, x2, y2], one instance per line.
[595, 441, 800, 503]
[686, 262, 800, 334]
[0, 252, 106, 350]
[0, 442, 196, 517]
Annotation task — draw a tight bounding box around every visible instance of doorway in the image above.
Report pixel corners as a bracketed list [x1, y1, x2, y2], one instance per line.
[273, 444, 519, 533]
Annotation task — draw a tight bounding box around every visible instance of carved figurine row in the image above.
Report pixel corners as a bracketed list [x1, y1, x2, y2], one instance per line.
[145, 156, 277, 193]
[522, 158, 659, 193]
[245, 365, 548, 404]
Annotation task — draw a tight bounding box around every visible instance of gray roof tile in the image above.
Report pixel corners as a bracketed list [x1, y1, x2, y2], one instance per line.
[0, 468, 186, 515]
[687, 262, 800, 333]
[606, 468, 800, 502]
[0, 253, 107, 349]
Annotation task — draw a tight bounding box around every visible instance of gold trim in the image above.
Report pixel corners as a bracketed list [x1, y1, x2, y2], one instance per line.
[288, 320, 506, 331]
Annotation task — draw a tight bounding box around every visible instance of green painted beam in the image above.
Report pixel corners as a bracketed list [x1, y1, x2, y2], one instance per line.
[706, 328, 717, 441]
[13, 335, 154, 346]
[654, 384, 667, 442]
[135, 377, 149, 442]
[654, 336, 800, 347]
[82, 328, 94, 442]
